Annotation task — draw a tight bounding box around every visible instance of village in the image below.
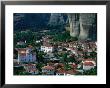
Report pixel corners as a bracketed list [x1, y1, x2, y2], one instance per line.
[14, 30, 97, 75]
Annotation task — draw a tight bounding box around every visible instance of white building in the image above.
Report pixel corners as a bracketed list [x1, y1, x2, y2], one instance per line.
[41, 45, 54, 53]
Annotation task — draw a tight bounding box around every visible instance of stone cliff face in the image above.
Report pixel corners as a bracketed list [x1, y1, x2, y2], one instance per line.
[48, 13, 65, 27]
[67, 13, 97, 41]
[14, 13, 97, 41]
[68, 13, 80, 38]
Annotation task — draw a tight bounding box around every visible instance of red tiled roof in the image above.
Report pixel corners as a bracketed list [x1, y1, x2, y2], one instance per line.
[69, 65, 77, 69]
[72, 64, 77, 68]
[56, 69, 65, 74]
[66, 70, 78, 75]
[19, 53, 26, 56]
[42, 42, 53, 47]
[83, 62, 94, 66]
[42, 65, 55, 70]
[83, 59, 95, 61]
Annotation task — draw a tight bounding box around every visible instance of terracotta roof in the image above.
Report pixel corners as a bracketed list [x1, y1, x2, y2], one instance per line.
[66, 70, 78, 75]
[83, 62, 94, 66]
[42, 65, 55, 70]
[42, 43, 53, 47]
[19, 53, 26, 56]
[72, 64, 77, 68]
[69, 64, 77, 69]
[56, 68, 65, 74]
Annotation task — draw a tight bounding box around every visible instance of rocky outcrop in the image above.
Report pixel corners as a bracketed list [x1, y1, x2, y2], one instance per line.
[68, 13, 80, 38]
[79, 13, 96, 40]
[14, 13, 97, 41]
[48, 13, 65, 27]
[67, 13, 97, 41]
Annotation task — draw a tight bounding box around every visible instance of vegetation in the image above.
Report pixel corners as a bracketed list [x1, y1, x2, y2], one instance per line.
[90, 51, 97, 58]
[36, 63, 44, 73]
[16, 45, 27, 48]
[75, 67, 97, 75]
[83, 67, 97, 75]
[53, 31, 71, 42]
[14, 66, 25, 75]
[14, 30, 36, 45]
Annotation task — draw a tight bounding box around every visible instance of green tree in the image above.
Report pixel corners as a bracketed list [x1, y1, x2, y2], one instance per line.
[14, 66, 25, 75]
[90, 51, 97, 58]
[36, 63, 44, 74]
[83, 67, 97, 75]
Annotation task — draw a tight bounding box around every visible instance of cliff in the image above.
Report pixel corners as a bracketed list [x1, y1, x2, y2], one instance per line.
[14, 13, 97, 41]
[67, 13, 97, 41]
[48, 13, 65, 27]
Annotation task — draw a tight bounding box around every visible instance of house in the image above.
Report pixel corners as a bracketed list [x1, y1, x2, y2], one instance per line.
[42, 65, 55, 75]
[65, 69, 78, 75]
[16, 46, 36, 63]
[41, 45, 54, 53]
[82, 59, 96, 70]
[82, 59, 96, 66]
[54, 63, 64, 69]
[56, 67, 78, 75]
[56, 68, 66, 75]
[83, 62, 95, 70]
[41, 36, 54, 53]
[68, 62, 77, 69]
[23, 64, 38, 74]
